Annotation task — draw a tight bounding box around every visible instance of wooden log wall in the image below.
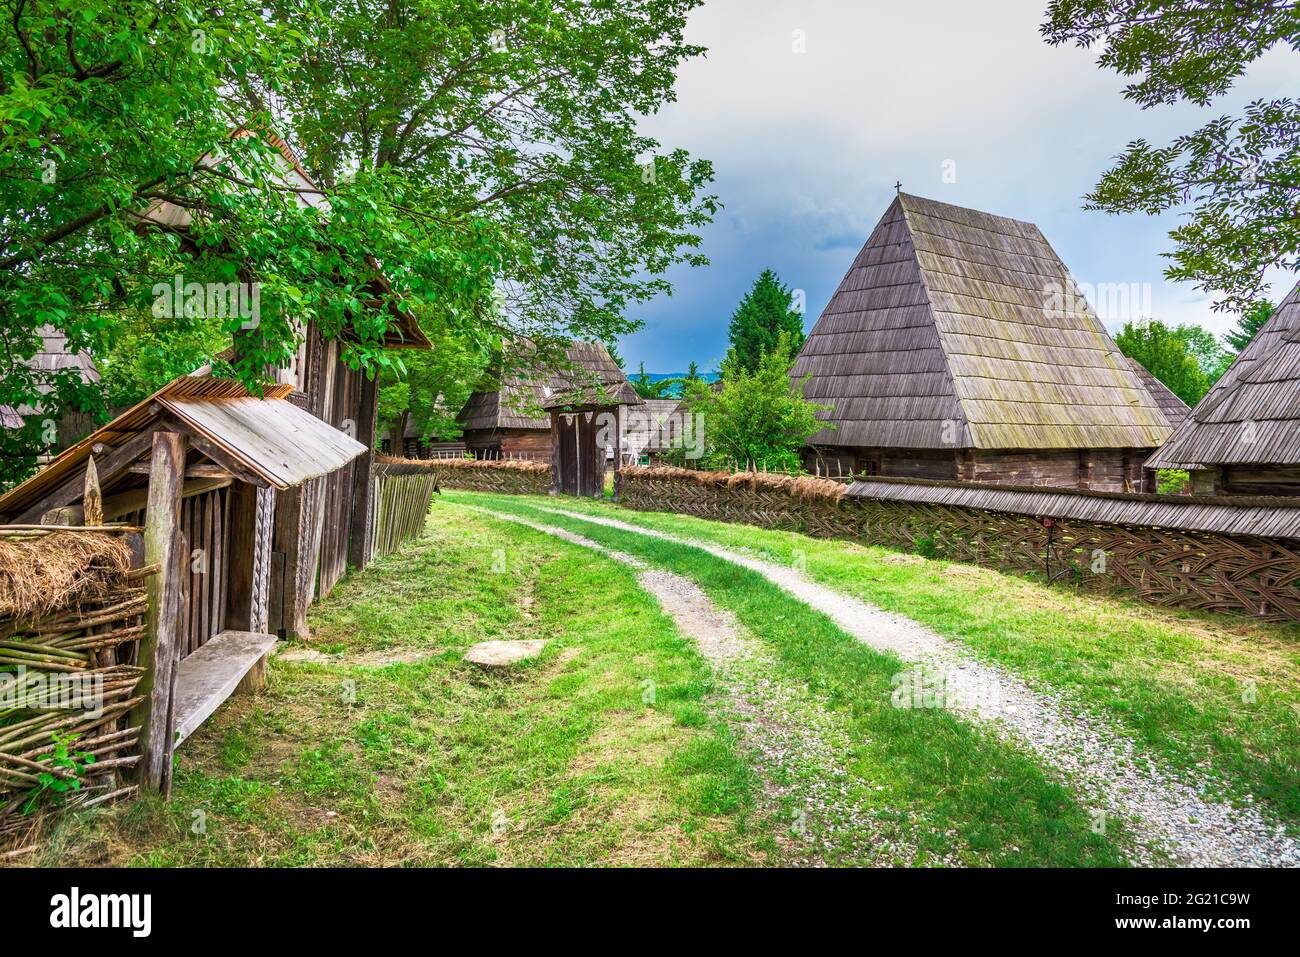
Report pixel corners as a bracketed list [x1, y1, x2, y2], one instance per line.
[616, 469, 1300, 623]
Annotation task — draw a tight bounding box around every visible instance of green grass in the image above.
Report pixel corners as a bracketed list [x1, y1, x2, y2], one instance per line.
[454, 493, 1132, 866]
[468, 491, 1300, 826]
[35, 506, 769, 867]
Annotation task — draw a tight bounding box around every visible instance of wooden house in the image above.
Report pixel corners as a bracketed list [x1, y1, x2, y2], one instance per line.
[621, 398, 685, 466]
[134, 131, 430, 638]
[0, 376, 365, 781]
[791, 193, 1174, 491]
[457, 340, 639, 461]
[1147, 280, 1300, 495]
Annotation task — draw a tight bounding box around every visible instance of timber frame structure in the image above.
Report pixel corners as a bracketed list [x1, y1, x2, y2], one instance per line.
[0, 376, 365, 791]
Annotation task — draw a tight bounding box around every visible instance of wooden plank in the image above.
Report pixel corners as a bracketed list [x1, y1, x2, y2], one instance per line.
[129, 431, 188, 793]
[103, 476, 230, 523]
[348, 371, 380, 570]
[172, 630, 278, 745]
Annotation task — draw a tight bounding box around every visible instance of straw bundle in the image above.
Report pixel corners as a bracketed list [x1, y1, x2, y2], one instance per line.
[621, 466, 846, 503]
[0, 536, 148, 847]
[0, 531, 132, 621]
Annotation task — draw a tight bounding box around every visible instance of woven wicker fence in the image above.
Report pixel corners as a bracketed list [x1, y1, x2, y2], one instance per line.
[616, 467, 1300, 622]
[1, 527, 152, 852]
[420, 458, 553, 496]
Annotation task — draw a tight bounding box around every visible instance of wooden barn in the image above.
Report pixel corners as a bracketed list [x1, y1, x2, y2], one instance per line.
[0, 376, 365, 784]
[456, 340, 638, 461]
[791, 193, 1174, 491]
[1147, 279, 1300, 495]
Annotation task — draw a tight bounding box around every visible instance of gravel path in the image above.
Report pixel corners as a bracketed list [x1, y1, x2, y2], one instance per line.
[527, 504, 1300, 868]
[461, 504, 949, 866]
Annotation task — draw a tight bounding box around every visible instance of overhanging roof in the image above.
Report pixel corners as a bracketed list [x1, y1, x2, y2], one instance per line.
[0, 376, 365, 521]
[1147, 279, 1300, 470]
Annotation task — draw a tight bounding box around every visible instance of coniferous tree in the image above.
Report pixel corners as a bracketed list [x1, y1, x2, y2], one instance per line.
[725, 270, 805, 374]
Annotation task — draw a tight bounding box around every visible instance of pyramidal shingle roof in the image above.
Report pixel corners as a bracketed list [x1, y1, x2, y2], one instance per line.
[1147, 279, 1300, 469]
[792, 193, 1170, 450]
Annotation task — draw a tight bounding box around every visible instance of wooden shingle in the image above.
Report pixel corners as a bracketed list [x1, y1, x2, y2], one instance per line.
[792, 194, 1171, 450]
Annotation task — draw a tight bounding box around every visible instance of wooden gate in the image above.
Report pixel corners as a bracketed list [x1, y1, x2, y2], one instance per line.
[551, 410, 604, 497]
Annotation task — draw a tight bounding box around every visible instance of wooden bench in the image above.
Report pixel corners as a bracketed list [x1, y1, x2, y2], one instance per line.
[173, 630, 278, 746]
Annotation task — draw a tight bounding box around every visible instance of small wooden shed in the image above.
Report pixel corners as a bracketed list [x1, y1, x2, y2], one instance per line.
[1147, 279, 1300, 495]
[457, 340, 639, 461]
[0, 375, 365, 786]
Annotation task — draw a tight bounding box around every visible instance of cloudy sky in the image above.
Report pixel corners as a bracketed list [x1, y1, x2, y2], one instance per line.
[621, 0, 1294, 373]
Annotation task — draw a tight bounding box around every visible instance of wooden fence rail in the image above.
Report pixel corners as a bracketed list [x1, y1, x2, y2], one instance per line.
[371, 463, 440, 559]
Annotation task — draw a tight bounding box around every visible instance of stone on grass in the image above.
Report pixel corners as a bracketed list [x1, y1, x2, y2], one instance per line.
[463, 639, 548, 667]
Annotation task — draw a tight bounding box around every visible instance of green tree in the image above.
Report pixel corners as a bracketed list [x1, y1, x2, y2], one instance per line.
[1225, 300, 1275, 353]
[631, 361, 675, 399]
[1115, 319, 1211, 406]
[378, 332, 493, 453]
[684, 360, 701, 385]
[1171, 324, 1233, 384]
[726, 269, 805, 374]
[0, 0, 715, 489]
[684, 334, 828, 472]
[1042, 2, 1299, 312]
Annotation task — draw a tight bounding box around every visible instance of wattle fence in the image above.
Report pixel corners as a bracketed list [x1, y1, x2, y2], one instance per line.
[614, 467, 1300, 623]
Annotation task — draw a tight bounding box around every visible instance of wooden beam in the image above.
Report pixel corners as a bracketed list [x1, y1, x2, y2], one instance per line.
[11, 428, 157, 524]
[153, 412, 270, 488]
[130, 431, 188, 793]
[127, 462, 235, 480]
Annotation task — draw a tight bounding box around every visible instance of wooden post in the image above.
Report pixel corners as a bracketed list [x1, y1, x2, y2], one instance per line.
[83, 457, 103, 526]
[130, 431, 188, 792]
[348, 371, 380, 571]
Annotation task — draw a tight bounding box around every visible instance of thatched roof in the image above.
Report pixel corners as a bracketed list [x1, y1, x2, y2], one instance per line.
[457, 340, 641, 430]
[1125, 358, 1191, 432]
[1148, 280, 1300, 470]
[792, 193, 1170, 451]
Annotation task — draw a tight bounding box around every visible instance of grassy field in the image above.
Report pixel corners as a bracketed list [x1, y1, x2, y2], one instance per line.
[32, 506, 769, 867]
[450, 495, 1131, 865]
[30, 484, 1296, 867]
[463, 492, 1300, 827]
